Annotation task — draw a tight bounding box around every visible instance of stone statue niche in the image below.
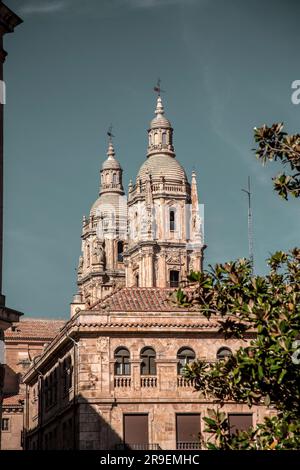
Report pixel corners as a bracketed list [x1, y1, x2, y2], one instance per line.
[92, 240, 106, 267]
[77, 255, 83, 274]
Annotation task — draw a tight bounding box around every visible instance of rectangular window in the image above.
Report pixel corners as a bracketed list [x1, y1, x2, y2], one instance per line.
[1, 418, 9, 432]
[228, 413, 253, 435]
[124, 414, 148, 450]
[170, 270, 179, 288]
[176, 414, 201, 450]
[118, 241, 124, 262]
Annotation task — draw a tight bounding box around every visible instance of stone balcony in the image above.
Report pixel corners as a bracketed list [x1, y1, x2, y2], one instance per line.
[113, 374, 195, 394]
[128, 180, 190, 204]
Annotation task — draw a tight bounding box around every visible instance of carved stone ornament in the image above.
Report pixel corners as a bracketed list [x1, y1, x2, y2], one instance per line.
[166, 255, 181, 265]
[96, 336, 109, 353]
[92, 241, 105, 265]
[77, 255, 83, 274]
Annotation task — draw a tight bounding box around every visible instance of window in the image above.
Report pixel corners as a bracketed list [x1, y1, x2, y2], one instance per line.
[216, 347, 232, 361]
[49, 374, 53, 407]
[176, 414, 201, 450]
[63, 357, 73, 395]
[170, 209, 175, 232]
[53, 369, 58, 403]
[117, 241, 124, 262]
[228, 414, 252, 435]
[170, 270, 179, 288]
[135, 273, 139, 287]
[86, 244, 90, 267]
[177, 347, 196, 374]
[114, 347, 131, 375]
[113, 173, 117, 184]
[140, 347, 156, 375]
[1, 418, 9, 432]
[162, 132, 167, 145]
[44, 377, 49, 408]
[124, 414, 148, 450]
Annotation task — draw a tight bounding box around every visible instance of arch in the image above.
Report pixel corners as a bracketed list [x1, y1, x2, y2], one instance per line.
[162, 132, 167, 145]
[114, 347, 130, 375]
[216, 347, 232, 361]
[177, 347, 196, 374]
[112, 172, 117, 184]
[140, 347, 156, 375]
[154, 132, 159, 145]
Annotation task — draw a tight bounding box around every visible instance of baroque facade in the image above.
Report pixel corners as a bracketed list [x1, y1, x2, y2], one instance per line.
[72, 94, 204, 312]
[21, 94, 273, 450]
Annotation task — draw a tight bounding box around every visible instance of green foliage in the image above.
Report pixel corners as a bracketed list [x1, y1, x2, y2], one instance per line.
[176, 249, 300, 449]
[253, 123, 300, 199]
[202, 410, 300, 450]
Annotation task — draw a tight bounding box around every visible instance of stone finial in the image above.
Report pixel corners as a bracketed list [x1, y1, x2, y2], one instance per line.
[107, 140, 116, 159]
[191, 170, 199, 208]
[155, 95, 165, 119]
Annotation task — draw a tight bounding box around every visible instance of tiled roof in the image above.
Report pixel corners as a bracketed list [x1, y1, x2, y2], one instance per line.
[91, 287, 187, 312]
[5, 318, 66, 340]
[2, 394, 25, 407]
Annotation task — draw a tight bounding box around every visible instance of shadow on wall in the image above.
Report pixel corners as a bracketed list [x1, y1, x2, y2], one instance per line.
[3, 365, 22, 396]
[25, 393, 124, 450]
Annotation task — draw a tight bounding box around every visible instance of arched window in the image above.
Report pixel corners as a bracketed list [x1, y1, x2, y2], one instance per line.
[135, 273, 139, 287]
[112, 173, 117, 184]
[177, 347, 196, 374]
[117, 241, 124, 262]
[162, 132, 167, 145]
[114, 347, 130, 375]
[140, 347, 156, 375]
[170, 209, 175, 232]
[216, 347, 232, 361]
[154, 132, 158, 145]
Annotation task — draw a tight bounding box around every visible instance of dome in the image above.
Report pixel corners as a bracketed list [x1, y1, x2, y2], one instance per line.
[137, 154, 187, 183]
[150, 115, 171, 129]
[90, 192, 127, 218]
[149, 95, 172, 129]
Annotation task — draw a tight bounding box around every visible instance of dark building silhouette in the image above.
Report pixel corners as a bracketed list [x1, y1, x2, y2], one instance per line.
[0, 1, 23, 449]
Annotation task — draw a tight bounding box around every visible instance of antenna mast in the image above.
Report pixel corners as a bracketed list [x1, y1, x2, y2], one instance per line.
[242, 176, 254, 274]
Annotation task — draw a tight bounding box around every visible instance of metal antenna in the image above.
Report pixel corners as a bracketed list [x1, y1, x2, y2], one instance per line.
[242, 176, 254, 274]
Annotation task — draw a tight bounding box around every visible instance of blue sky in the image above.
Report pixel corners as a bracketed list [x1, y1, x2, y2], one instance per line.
[3, 0, 300, 318]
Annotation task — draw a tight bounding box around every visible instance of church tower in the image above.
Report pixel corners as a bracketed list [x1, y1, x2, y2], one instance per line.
[71, 137, 127, 315]
[124, 93, 204, 288]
